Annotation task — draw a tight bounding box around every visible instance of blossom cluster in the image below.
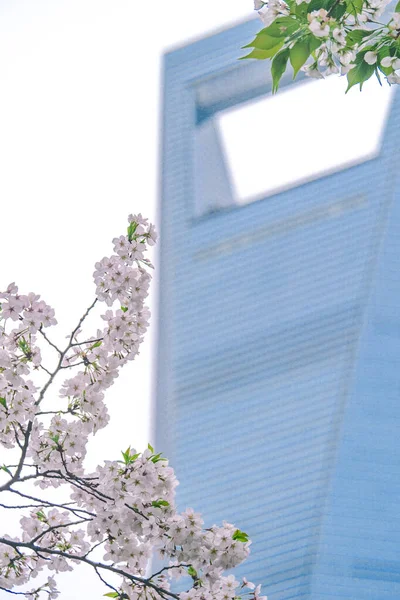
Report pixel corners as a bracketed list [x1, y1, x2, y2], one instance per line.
[249, 0, 400, 91]
[0, 286, 55, 448]
[0, 216, 266, 600]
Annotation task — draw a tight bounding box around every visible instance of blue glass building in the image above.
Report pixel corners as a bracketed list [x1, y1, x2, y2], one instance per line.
[155, 18, 400, 600]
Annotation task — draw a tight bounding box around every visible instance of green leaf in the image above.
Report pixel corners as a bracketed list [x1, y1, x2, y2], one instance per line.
[187, 566, 198, 579]
[151, 499, 170, 508]
[103, 593, 119, 598]
[295, 1, 309, 18]
[150, 452, 165, 463]
[271, 48, 290, 93]
[121, 446, 140, 465]
[346, 56, 375, 92]
[147, 443, 154, 453]
[1, 464, 12, 476]
[232, 529, 249, 543]
[121, 447, 131, 464]
[329, 1, 347, 18]
[346, 0, 363, 16]
[89, 340, 102, 350]
[240, 43, 284, 60]
[395, 0, 400, 10]
[290, 38, 310, 78]
[243, 31, 283, 51]
[263, 17, 300, 38]
[0, 397, 7, 410]
[127, 221, 138, 242]
[307, 0, 329, 12]
[18, 337, 30, 355]
[346, 29, 373, 46]
[120, 306, 128, 313]
[309, 35, 323, 54]
[377, 46, 393, 75]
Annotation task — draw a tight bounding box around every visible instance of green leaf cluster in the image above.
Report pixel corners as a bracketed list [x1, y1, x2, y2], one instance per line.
[121, 446, 140, 465]
[242, 15, 326, 92]
[346, 41, 400, 91]
[232, 529, 249, 543]
[147, 443, 167, 464]
[150, 452, 166, 463]
[187, 566, 198, 579]
[151, 499, 170, 508]
[18, 336, 32, 359]
[241, 17, 301, 62]
[346, 51, 376, 91]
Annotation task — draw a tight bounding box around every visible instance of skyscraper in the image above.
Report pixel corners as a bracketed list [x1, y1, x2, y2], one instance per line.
[155, 17, 400, 599]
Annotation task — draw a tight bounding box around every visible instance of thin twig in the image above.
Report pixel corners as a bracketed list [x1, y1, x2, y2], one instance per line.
[70, 337, 103, 348]
[8, 488, 95, 517]
[38, 327, 63, 356]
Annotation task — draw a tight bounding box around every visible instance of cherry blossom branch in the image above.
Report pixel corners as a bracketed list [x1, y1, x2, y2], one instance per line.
[82, 539, 106, 559]
[0, 537, 180, 600]
[0, 299, 99, 493]
[0, 217, 261, 600]
[0, 424, 34, 492]
[67, 298, 98, 346]
[7, 488, 95, 518]
[30, 518, 92, 546]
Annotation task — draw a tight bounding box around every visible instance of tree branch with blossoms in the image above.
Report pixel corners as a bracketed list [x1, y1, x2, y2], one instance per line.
[0, 215, 266, 600]
[246, 0, 400, 91]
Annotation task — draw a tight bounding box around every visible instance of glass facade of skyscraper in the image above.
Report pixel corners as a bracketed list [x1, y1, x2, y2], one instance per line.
[155, 18, 400, 599]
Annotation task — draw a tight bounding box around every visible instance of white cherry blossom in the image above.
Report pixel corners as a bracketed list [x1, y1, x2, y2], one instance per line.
[0, 215, 265, 600]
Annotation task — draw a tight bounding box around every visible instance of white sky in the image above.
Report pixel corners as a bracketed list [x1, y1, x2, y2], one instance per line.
[0, 2, 250, 598]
